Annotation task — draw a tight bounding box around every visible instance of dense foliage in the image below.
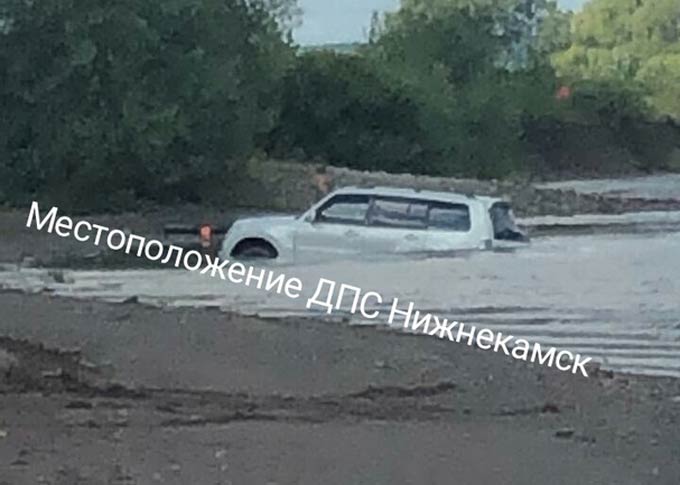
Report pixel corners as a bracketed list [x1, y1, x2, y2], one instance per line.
[1, 0, 678, 210]
[268, 52, 430, 174]
[271, 0, 679, 179]
[553, 0, 680, 120]
[272, 2, 557, 178]
[0, 0, 294, 210]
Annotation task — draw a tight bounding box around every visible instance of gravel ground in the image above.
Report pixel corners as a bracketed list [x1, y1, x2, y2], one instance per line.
[0, 292, 678, 484]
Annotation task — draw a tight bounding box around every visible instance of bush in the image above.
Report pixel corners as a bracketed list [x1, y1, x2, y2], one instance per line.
[0, 0, 294, 211]
[267, 51, 431, 174]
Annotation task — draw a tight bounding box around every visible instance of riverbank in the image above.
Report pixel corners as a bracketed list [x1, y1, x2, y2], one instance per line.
[215, 159, 680, 217]
[3, 185, 680, 269]
[0, 206, 252, 267]
[0, 291, 678, 484]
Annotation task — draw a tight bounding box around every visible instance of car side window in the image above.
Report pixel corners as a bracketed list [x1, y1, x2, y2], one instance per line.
[316, 194, 370, 225]
[368, 198, 429, 229]
[427, 202, 471, 231]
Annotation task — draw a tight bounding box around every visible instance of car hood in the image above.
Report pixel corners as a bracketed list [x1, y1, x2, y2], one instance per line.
[231, 215, 298, 230]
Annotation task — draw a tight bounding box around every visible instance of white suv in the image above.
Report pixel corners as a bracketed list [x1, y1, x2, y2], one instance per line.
[219, 187, 527, 262]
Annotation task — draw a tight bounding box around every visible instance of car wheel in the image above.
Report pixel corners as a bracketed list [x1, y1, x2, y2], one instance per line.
[233, 241, 277, 260]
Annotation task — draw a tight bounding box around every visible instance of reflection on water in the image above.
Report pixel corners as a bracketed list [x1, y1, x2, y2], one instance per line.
[1, 214, 679, 378]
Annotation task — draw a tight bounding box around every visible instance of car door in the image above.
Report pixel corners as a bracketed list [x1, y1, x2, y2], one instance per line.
[363, 197, 429, 255]
[293, 194, 369, 262]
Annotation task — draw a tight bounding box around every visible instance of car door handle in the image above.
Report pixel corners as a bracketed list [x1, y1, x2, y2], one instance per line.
[404, 234, 419, 241]
[345, 230, 359, 238]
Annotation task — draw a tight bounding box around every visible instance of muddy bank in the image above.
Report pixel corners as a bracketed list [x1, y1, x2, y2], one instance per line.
[0, 206, 264, 267]
[0, 291, 678, 484]
[221, 159, 680, 217]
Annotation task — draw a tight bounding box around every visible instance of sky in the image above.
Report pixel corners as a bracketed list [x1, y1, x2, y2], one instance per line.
[294, 0, 588, 45]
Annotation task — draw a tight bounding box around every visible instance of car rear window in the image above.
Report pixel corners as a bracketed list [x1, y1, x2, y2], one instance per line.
[428, 202, 471, 231]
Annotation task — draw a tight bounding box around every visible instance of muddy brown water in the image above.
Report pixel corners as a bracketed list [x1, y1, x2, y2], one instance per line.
[537, 173, 680, 200]
[1, 209, 679, 379]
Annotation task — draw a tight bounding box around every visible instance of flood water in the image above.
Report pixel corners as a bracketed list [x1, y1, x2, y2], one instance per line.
[537, 173, 680, 200]
[1, 210, 679, 378]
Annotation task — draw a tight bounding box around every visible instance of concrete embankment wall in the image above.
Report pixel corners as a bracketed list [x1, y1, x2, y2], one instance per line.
[224, 159, 680, 217]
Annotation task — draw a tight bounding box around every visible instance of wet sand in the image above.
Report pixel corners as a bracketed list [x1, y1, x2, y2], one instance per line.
[0, 291, 679, 484]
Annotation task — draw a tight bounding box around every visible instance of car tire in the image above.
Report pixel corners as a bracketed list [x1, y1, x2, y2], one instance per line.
[233, 240, 277, 260]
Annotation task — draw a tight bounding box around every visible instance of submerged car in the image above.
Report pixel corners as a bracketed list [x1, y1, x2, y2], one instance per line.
[219, 187, 528, 262]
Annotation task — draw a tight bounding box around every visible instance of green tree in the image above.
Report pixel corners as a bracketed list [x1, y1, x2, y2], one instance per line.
[553, 0, 680, 118]
[393, 0, 566, 70]
[254, 0, 302, 34]
[374, 3, 502, 85]
[0, 0, 295, 209]
[536, 1, 572, 55]
[267, 52, 429, 174]
[636, 53, 680, 119]
[365, 0, 561, 177]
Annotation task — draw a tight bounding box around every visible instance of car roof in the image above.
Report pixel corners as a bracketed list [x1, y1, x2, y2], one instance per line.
[331, 186, 503, 206]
